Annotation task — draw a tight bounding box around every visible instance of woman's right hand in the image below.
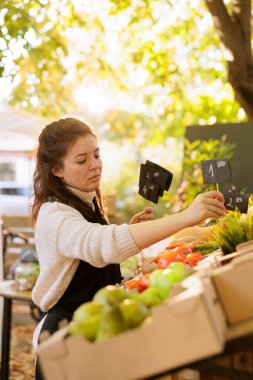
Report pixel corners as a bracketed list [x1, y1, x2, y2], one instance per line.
[183, 190, 226, 226]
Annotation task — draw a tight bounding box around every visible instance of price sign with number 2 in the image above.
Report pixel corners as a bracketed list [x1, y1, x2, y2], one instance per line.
[222, 191, 249, 214]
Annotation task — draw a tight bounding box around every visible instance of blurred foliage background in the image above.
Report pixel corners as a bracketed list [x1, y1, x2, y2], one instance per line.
[0, 0, 251, 220]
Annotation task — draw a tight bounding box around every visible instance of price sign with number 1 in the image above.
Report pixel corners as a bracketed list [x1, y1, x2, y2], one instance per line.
[201, 158, 232, 185]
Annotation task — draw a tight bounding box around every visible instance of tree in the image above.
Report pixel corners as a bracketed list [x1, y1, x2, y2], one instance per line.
[205, 0, 253, 119]
[1, 0, 251, 215]
[0, 0, 84, 116]
[92, 0, 246, 145]
[0, 0, 249, 130]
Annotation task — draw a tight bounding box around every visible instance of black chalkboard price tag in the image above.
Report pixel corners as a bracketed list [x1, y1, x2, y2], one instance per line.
[138, 160, 173, 204]
[201, 158, 232, 185]
[145, 160, 173, 191]
[139, 164, 170, 196]
[222, 191, 249, 213]
[138, 178, 160, 204]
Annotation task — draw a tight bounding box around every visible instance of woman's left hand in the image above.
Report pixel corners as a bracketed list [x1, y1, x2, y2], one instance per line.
[129, 206, 154, 224]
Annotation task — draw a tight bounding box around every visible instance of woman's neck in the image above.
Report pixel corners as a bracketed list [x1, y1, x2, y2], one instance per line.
[66, 186, 96, 205]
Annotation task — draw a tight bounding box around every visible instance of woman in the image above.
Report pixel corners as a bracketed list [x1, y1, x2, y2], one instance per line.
[32, 117, 225, 377]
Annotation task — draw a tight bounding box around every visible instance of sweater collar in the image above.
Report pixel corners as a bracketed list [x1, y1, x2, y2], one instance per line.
[66, 186, 96, 205]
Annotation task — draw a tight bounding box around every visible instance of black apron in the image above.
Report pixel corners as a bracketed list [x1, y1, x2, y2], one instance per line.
[36, 200, 121, 379]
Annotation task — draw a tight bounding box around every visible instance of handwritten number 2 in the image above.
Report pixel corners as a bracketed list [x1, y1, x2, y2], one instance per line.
[227, 197, 233, 207]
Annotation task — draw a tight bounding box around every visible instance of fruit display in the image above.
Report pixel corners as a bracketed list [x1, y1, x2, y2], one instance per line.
[69, 285, 151, 343]
[38, 271, 226, 380]
[68, 226, 208, 344]
[69, 260, 194, 343]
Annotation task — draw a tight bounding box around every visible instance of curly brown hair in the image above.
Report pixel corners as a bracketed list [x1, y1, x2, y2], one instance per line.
[32, 117, 105, 222]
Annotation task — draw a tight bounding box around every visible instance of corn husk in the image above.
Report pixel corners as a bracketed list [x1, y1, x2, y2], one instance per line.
[210, 211, 253, 254]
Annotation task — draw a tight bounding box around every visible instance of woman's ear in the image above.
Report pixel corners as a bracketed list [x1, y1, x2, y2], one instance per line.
[51, 166, 63, 178]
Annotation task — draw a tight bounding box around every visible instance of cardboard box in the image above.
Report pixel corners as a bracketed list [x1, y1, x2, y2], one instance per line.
[37, 276, 225, 380]
[211, 251, 253, 325]
[236, 240, 253, 253]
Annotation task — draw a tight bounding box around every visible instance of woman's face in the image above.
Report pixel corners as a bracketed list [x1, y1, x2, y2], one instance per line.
[53, 134, 102, 192]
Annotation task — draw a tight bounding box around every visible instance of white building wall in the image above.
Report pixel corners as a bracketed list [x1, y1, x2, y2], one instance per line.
[0, 153, 34, 215]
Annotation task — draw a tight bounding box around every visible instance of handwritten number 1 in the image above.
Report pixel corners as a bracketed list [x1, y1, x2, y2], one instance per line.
[209, 164, 214, 178]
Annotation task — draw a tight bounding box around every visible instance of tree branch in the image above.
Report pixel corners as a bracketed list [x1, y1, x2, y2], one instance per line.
[205, 0, 253, 118]
[204, 0, 234, 39]
[231, 0, 252, 61]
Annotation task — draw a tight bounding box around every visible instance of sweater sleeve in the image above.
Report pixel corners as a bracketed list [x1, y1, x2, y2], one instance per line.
[39, 202, 140, 267]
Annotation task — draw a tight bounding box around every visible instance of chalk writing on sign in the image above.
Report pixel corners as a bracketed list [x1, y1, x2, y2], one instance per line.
[201, 158, 232, 185]
[222, 191, 249, 214]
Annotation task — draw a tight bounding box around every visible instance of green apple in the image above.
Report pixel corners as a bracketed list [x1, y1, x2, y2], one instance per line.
[93, 285, 127, 306]
[149, 269, 164, 288]
[69, 315, 101, 341]
[149, 265, 193, 300]
[168, 261, 193, 279]
[125, 291, 141, 301]
[156, 268, 185, 299]
[69, 301, 104, 341]
[73, 301, 103, 322]
[119, 299, 150, 328]
[139, 287, 163, 308]
[95, 305, 126, 342]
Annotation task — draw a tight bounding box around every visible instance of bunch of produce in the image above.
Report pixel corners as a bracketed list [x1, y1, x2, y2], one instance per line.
[209, 211, 253, 254]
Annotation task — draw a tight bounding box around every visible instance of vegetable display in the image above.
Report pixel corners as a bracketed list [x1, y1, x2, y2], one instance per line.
[210, 211, 253, 254]
[69, 211, 253, 344]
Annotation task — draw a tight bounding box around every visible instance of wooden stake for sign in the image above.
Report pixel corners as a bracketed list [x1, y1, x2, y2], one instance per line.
[138, 160, 174, 269]
[146, 200, 151, 208]
[138, 201, 150, 268]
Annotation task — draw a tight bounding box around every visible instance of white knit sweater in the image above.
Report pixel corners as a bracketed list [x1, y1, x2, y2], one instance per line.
[32, 189, 139, 312]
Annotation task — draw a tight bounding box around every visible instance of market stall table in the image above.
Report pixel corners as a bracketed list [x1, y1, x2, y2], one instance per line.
[37, 251, 253, 380]
[0, 280, 32, 380]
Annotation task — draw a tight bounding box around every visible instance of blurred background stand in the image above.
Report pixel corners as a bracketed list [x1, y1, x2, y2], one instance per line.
[0, 218, 4, 358]
[1, 214, 35, 280]
[104, 193, 124, 224]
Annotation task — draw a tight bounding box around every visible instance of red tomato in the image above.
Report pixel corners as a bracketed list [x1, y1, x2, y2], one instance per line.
[184, 252, 204, 267]
[137, 273, 150, 293]
[156, 250, 186, 269]
[125, 277, 140, 291]
[153, 250, 172, 263]
[125, 273, 150, 293]
[173, 245, 193, 255]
